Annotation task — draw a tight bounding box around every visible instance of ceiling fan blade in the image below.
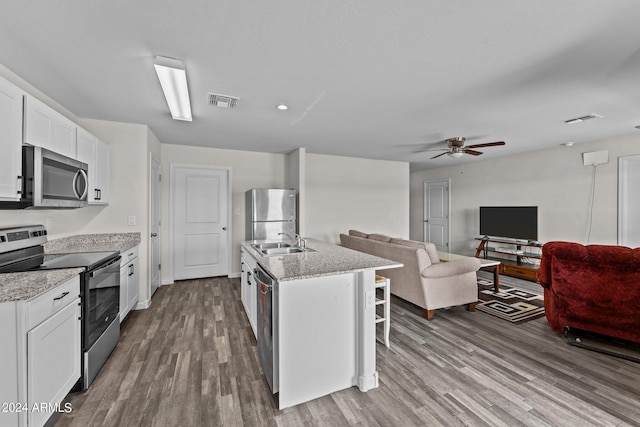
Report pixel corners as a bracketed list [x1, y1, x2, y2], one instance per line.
[413, 141, 449, 153]
[464, 149, 483, 156]
[465, 141, 505, 149]
[430, 152, 449, 159]
[418, 147, 449, 153]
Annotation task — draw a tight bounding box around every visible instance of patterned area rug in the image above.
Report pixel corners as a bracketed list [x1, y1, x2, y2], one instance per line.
[477, 278, 545, 324]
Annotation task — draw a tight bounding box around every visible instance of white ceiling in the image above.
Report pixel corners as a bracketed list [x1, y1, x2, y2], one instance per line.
[2, 1, 640, 171]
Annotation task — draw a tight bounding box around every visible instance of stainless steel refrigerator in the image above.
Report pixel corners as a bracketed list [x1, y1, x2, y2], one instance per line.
[245, 189, 297, 240]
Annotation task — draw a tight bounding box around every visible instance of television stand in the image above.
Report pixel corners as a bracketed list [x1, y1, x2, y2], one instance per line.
[474, 237, 542, 282]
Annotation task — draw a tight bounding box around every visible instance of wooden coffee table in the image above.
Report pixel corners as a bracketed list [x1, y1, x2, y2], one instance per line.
[438, 251, 501, 292]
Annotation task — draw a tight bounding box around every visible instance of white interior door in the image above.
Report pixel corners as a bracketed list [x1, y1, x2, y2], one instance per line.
[171, 164, 229, 280]
[424, 179, 450, 251]
[149, 154, 161, 295]
[619, 155, 640, 247]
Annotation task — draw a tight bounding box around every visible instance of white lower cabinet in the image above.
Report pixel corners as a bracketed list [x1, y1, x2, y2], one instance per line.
[27, 300, 80, 427]
[0, 275, 81, 427]
[240, 249, 258, 337]
[119, 245, 139, 321]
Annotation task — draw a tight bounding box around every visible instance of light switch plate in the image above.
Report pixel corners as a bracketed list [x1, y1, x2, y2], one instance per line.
[127, 215, 136, 226]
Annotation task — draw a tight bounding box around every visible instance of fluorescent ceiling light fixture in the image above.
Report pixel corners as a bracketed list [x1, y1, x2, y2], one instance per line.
[276, 104, 288, 110]
[153, 56, 192, 121]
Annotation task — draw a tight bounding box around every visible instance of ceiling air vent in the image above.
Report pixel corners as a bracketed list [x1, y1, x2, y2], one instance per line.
[207, 93, 239, 109]
[564, 113, 603, 124]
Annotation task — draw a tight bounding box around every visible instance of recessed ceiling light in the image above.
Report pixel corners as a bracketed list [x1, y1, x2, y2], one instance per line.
[276, 104, 288, 110]
[562, 142, 574, 147]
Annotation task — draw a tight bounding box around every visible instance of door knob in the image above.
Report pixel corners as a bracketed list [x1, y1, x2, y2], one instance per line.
[222, 227, 227, 231]
[151, 233, 158, 237]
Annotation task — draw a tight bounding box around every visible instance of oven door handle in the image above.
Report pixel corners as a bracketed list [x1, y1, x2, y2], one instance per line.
[89, 256, 122, 279]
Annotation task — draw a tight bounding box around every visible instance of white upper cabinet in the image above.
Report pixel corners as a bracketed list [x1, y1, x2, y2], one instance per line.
[0, 77, 24, 201]
[77, 127, 110, 204]
[24, 95, 77, 158]
[95, 138, 110, 204]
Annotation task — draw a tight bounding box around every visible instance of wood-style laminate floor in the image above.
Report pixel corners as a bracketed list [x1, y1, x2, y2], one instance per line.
[54, 273, 640, 427]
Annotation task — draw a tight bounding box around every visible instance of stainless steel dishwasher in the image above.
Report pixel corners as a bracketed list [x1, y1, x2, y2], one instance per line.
[254, 264, 277, 393]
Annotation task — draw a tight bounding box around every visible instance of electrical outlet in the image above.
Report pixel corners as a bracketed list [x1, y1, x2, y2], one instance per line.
[366, 291, 375, 308]
[127, 215, 136, 226]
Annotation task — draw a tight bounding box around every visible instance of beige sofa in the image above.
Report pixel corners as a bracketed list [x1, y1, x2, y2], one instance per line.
[340, 230, 481, 320]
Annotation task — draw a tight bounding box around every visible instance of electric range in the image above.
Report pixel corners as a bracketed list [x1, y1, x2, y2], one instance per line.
[0, 224, 121, 390]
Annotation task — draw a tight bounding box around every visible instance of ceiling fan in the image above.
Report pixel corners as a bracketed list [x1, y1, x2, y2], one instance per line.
[425, 137, 505, 159]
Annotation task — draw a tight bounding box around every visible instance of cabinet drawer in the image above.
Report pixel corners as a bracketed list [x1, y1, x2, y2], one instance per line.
[120, 245, 139, 266]
[26, 275, 80, 330]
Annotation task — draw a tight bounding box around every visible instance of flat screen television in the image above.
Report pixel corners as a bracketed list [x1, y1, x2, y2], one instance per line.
[479, 206, 538, 241]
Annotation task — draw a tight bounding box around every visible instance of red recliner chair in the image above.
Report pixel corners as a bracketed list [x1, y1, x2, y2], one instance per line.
[537, 241, 640, 343]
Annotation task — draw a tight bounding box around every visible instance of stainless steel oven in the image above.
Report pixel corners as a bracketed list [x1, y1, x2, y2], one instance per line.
[82, 256, 121, 389]
[0, 225, 121, 391]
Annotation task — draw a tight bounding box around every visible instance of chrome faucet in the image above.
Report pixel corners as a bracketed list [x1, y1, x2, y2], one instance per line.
[278, 232, 305, 248]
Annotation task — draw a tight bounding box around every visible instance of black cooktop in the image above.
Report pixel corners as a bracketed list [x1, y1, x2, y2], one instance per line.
[0, 251, 119, 274]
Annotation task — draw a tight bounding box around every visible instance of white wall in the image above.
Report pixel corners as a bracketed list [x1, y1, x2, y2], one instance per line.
[305, 153, 410, 243]
[286, 148, 305, 235]
[410, 133, 640, 255]
[158, 147, 410, 281]
[78, 118, 154, 304]
[0, 64, 160, 307]
[159, 144, 288, 282]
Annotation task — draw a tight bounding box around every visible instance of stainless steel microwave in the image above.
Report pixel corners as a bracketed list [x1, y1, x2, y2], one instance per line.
[16, 146, 89, 209]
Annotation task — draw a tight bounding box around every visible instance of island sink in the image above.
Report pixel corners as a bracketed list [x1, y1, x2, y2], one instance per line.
[252, 242, 293, 249]
[253, 245, 316, 256]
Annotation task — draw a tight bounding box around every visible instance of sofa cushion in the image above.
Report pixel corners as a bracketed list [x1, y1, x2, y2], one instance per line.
[390, 238, 440, 263]
[421, 257, 480, 278]
[348, 229, 369, 238]
[368, 233, 391, 242]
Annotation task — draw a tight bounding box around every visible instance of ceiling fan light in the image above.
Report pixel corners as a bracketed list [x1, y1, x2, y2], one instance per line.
[448, 152, 464, 159]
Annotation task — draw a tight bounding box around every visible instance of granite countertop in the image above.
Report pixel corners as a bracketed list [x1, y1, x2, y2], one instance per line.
[0, 232, 142, 303]
[44, 232, 141, 254]
[0, 268, 84, 303]
[241, 238, 402, 282]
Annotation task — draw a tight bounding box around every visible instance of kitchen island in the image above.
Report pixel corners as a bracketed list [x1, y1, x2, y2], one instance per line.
[240, 238, 402, 409]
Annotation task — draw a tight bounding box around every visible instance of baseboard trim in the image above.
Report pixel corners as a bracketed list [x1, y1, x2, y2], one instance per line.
[135, 298, 151, 310]
[160, 275, 240, 284]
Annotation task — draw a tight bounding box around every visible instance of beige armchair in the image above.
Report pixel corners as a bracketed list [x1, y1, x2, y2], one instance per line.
[340, 231, 481, 320]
